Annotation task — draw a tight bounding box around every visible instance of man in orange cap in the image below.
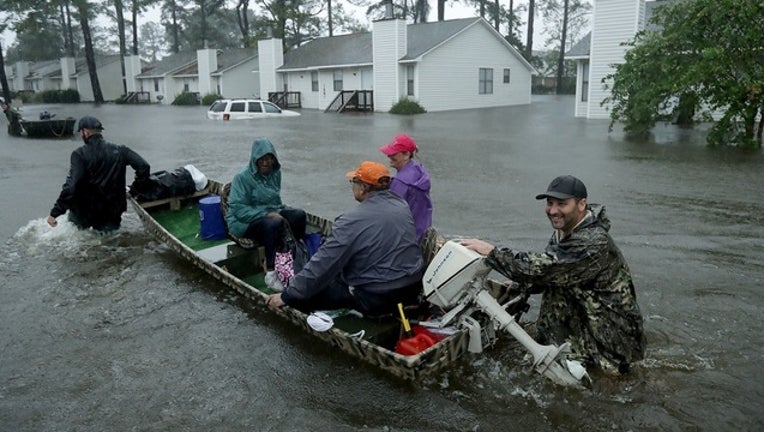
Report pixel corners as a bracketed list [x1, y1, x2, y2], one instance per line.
[266, 161, 424, 315]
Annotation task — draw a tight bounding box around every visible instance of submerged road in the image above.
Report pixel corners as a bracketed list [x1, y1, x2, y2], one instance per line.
[1, 96, 762, 431]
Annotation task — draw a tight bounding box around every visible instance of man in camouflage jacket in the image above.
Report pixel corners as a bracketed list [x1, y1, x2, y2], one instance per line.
[462, 175, 646, 374]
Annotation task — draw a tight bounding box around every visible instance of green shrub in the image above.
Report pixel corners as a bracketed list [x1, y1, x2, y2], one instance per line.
[172, 91, 201, 105]
[38, 89, 81, 103]
[14, 90, 36, 103]
[389, 97, 426, 115]
[202, 93, 223, 106]
[61, 89, 80, 103]
[30, 92, 45, 103]
[114, 94, 128, 104]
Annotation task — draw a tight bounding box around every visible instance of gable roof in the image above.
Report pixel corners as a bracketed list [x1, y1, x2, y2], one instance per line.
[282, 32, 372, 70]
[26, 60, 61, 79]
[400, 18, 477, 60]
[281, 17, 533, 72]
[137, 51, 198, 78]
[44, 55, 122, 79]
[566, 33, 591, 59]
[213, 47, 259, 74]
[72, 55, 122, 77]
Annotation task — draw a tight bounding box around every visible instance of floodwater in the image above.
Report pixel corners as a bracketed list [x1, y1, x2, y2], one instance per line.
[1, 96, 762, 431]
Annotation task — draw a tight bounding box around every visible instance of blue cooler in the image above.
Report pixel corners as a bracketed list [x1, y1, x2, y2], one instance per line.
[305, 232, 322, 257]
[198, 195, 227, 240]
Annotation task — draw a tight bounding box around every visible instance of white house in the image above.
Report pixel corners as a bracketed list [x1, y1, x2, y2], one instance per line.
[68, 55, 124, 101]
[566, 0, 674, 119]
[259, 16, 536, 112]
[5, 55, 132, 102]
[128, 48, 258, 104]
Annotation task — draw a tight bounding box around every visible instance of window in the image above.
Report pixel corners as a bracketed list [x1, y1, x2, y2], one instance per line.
[503, 68, 511, 84]
[311, 71, 318, 92]
[183, 83, 189, 92]
[479, 68, 493, 94]
[230, 102, 246, 112]
[248, 102, 262, 112]
[333, 70, 343, 91]
[581, 61, 589, 102]
[154, 79, 159, 92]
[263, 102, 281, 113]
[407, 65, 415, 96]
[210, 101, 227, 112]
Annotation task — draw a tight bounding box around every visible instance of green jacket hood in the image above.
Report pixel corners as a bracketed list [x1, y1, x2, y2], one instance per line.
[248, 137, 281, 175]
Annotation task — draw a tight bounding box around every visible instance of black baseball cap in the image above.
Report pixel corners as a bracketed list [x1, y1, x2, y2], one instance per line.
[535, 175, 588, 200]
[77, 116, 104, 131]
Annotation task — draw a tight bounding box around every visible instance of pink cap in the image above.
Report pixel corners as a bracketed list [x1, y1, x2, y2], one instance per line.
[380, 134, 417, 155]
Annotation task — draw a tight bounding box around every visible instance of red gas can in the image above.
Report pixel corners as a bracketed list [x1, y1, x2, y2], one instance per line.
[395, 328, 437, 356]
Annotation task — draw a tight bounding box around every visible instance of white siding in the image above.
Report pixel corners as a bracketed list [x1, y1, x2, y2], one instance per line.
[258, 38, 284, 96]
[75, 60, 124, 102]
[218, 58, 259, 98]
[124, 56, 142, 93]
[373, 19, 407, 112]
[588, 0, 644, 119]
[287, 71, 320, 109]
[416, 23, 532, 112]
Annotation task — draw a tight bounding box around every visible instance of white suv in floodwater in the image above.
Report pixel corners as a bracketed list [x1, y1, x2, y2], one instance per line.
[207, 99, 300, 120]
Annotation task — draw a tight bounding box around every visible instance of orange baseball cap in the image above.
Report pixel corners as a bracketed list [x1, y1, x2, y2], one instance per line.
[345, 161, 391, 185]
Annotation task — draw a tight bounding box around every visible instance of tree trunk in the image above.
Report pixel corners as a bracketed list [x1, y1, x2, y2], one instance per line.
[201, 0, 208, 47]
[171, 1, 180, 53]
[525, 0, 535, 60]
[58, 4, 71, 57]
[555, 0, 570, 95]
[508, 0, 514, 36]
[78, 4, 104, 103]
[236, 0, 251, 46]
[327, 0, 333, 36]
[0, 41, 12, 103]
[115, 0, 128, 95]
[493, 0, 500, 31]
[65, 1, 76, 57]
[132, 0, 139, 55]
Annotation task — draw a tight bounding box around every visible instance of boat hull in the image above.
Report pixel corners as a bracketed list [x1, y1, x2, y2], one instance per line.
[128, 180, 472, 380]
[21, 118, 76, 138]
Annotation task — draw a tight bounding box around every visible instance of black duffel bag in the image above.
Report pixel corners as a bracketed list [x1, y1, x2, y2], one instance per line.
[130, 167, 197, 201]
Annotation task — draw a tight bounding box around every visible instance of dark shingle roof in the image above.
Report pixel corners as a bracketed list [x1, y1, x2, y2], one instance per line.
[282, 32, 373, 69]
[281, 17, 481, 70]
[214, 47, 258, 73]
[401, 18, 479, 60]
[565, 33, 591, 58]
[137, 51, 198, 78]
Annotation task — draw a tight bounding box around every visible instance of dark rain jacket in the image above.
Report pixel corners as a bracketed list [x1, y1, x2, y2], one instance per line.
[50, 134, 150, 229]
[225, 138, 284, 237]
[281, 189, 424, 304]
[485, 204, 646, 369]
[4, 106, 23, 136]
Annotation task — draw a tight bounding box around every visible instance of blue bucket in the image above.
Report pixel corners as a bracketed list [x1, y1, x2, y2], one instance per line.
[198, 195, 227, 240]
[305, 232, 322, 257]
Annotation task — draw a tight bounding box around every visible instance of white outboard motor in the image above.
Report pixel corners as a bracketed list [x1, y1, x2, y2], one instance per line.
[423, 240, 490, 309]
[422, 240, 588, 387]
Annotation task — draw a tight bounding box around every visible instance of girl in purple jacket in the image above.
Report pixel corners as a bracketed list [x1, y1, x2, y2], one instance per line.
[380, 134, 433, 243]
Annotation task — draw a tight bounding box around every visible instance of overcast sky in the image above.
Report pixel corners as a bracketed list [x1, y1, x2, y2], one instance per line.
[1, 1, 565, 57]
